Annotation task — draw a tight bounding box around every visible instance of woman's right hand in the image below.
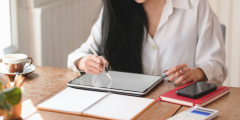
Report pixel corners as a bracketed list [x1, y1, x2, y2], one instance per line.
[77, 54, 109, 75]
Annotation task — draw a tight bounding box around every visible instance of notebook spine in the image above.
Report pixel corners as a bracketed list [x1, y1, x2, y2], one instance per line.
[196, 91, 230, 107]
[82, 92, 112, 113]
[193, 87, 226, 106]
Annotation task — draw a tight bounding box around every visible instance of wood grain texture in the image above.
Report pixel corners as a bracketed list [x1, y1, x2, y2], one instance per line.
[22, 66, 79, 105]
[135, 102, 180, 120]
[212, 88, 240, 120]
[174, 106, 189, 115]
[175, 87, 240, 120]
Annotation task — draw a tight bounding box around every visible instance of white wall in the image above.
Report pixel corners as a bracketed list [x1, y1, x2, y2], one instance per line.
[29, 0, 102, 67]
[30, 0, 61, 7]
[17, 0, 102, 66]
[16, 0, 67, 56]
[16, 0, 30, 56]
[208, 0, 240, 87]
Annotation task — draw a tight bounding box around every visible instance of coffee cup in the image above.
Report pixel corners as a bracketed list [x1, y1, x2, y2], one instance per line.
[0, 54, 33, 73]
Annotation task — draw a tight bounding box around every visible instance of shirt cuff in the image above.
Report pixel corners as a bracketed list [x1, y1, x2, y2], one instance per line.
[196, 62, 213, 82]
[72, 62, 81, 75]
[72, 56, 86, 75]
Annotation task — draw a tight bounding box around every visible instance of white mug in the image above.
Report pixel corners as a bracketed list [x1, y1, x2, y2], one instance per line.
[0, 54, 33, 73]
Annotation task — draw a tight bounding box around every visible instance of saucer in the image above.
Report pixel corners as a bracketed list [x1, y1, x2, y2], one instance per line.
[0, 62, 36, 76]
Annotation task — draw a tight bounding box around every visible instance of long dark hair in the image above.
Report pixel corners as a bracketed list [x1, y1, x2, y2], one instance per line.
[102, 0, 148, 74]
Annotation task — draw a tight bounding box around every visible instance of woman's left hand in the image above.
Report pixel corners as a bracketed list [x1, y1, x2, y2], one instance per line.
[165, 63, 196, 85]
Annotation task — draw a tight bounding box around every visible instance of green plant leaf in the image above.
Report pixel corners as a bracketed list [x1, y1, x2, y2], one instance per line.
[0, 83, 4, 91]
[0, 94, 5, 109]
[0, 94, 12, 110]
[3, 87, 21, 105]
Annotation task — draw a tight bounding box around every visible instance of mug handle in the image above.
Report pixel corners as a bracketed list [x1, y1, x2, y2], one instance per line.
[24, 57, 33, 69]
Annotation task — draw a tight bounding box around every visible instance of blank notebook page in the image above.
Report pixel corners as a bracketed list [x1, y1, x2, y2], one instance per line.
[37, 87, 108, 115]
[83, 94, 155, 120]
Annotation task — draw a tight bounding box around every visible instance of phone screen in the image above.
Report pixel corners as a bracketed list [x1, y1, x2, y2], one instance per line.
[178, 82, 217, 96]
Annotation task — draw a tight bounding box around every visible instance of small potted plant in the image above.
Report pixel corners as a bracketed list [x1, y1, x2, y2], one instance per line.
[0, 73, 22, 119]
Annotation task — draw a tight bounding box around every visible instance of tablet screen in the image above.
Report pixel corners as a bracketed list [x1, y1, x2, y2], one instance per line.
[68, 71, 162, 92]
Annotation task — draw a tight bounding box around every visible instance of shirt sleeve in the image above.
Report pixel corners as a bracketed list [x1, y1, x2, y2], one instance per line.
[67, 8, 103, 74]
[195, 0, 228, 85]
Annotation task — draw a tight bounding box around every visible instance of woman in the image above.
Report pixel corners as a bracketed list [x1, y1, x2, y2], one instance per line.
[68, 0, 227, 85]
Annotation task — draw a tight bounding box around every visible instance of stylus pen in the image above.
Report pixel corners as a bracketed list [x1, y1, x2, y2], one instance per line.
[90, 44, 113, 80]
[163, 70, 170, 82]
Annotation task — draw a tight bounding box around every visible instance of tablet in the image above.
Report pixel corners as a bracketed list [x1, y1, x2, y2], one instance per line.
[67, 71, 164, 96]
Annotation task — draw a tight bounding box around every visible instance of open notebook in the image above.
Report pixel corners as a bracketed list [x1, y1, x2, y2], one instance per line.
[37, 87, 155, 120]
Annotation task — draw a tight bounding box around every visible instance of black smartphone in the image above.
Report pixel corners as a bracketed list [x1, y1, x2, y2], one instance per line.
[176, 82, 217, 99]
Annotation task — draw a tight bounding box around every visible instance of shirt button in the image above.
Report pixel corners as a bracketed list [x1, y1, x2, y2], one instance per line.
[152, 45, 157, 50]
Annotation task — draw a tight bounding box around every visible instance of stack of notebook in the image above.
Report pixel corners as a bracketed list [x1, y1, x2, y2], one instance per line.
[37, 87, 155, 120]
[157, 82, 230, 107]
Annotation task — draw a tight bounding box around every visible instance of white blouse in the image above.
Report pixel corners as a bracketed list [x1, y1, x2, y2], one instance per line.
[68, 0, 228, 85]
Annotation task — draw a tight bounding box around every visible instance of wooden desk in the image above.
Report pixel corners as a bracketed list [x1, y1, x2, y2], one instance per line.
[1, 66, 239, 120]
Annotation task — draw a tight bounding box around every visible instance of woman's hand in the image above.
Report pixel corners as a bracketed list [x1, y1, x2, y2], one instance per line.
[165, 63, 197, 85]
[77, 54, 109, 75]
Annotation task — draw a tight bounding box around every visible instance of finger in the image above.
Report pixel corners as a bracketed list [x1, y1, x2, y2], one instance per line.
[173, 67, 192, 83]
[182, 75, 195, 84]
[89, 54, 103, 64]
[99, 56, 109, 70]
[163, 70, 169, 74]
[174, 72, 192, 84]
[191, 71, 197, 82]
[85, 68, 101, 75]
[168, 65, 191, 82]
[85, 63, 103, 73]
[85, 66, 102, 75]
[166, 63, 186, 76]
[85, 67, 99, 75]
[86, 60, 105, 71]
[168, 71, 182, 82]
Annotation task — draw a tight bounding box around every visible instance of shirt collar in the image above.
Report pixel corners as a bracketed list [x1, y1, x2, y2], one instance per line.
[171, 0, 190, 9]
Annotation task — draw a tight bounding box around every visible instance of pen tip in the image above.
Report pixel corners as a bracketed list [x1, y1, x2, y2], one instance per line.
[163, 74, 168, 78]
[106, 73, 112, 81]
[105, 66, 108, 73]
